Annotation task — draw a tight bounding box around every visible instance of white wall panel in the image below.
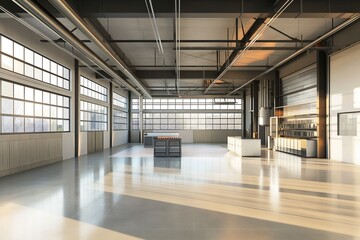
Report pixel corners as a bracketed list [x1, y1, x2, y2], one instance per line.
[330, 42, 360, 164]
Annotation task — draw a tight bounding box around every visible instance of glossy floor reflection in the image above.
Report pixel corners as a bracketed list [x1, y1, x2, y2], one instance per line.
[0, 144, 360, 240]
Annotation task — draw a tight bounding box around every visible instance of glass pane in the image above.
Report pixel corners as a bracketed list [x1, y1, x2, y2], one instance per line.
[34, 89, 42, 102]
[1, 36, 13, 56]
[35, 118, 42, 132]
[43, 119, 50, 132]
[64, 80, 69, 90]
[51, 61, 57, 74]
[24, 87, 34, 101]
[2, 116, 13, 133]
[57, 65, 63, 76]
[24, 64, 34, 78]
[34, 53, 42, 68]
[63, 97, 69, 107]
[1, 81, 13, 97]
[25, 118, 34, 132]
[24, 48, 33, 64]
[14, 117, 24, 133]
[57, 107, 63, 118]
[57, 77, 63, 88]
[24, 102, 34, 116]
[63, 68, 70, 80]
[14, 84, 24, 99]
[51, 94, 57, 105]
[1, 54, 13, 71]
[43, 105, 50, 117]
[43, 92, 50, 104]
[51, 106, 57, 118]
[43, 58, 50, 71]
[14, 43, 24, 60]
[14, 100, 24, 115]
[57, 120, 64, 131]
[57, 95, 63, 106]
[2, 98, 13, 114]
[35, 104, 42, 117]
[51, 119, 57, 131]
[14, 60, 24, 74]
[51, 74, 57, 85]
[43, 71, 50, 83]
[34, 68, 42, 81]
[64, 108, 69, 119]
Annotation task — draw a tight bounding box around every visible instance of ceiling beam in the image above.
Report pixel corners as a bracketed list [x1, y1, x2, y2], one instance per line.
[175, 46, 331, 51]
[40, 39, 314, 43]
[96, 70, 265, 80]
[4, 0, 360, 18]
[80, 64, 271, 68]
[218, 18, 266, 75]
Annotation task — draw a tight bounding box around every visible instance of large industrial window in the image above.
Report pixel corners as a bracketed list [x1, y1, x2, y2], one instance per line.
[0, 35, 70, 90]
[113, 92, 127, 108]
[132, 113, 139, 130]
[113, 109, 127, 130]
[80, 76, 107, 102]
[80, 101, 107, 131]
[143, 98, 241, 110]
[131, 98, 242, 130]
[0, 80, 70, 133]
[113, 92, 127, 131]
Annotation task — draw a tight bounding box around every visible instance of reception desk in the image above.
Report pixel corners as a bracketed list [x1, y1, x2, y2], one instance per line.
[227, 136, 261, 157]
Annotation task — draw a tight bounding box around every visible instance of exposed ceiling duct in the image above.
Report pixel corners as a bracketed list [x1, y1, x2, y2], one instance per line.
[47, 0, 152, 98]
[12, 0, 142, 96]
[227, 13, 360, 95]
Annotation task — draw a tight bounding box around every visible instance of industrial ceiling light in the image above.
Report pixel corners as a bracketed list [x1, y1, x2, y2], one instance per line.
[145, 0, 164, 54]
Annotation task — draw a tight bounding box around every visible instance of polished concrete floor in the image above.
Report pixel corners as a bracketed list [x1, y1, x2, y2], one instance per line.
[0, 143, 360, 240]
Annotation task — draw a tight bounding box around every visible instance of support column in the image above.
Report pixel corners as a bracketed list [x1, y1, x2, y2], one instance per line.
[109, 82, 113, 148]
[139, 96, 144, 143]
[242, 91, 246, 138]
[128, 91, 131, 143]
[74, 59, 80, 157]
[251, 80, 259, 138]
[317, 51, 327, 158]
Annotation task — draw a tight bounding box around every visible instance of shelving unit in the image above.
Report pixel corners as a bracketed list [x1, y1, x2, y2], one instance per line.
[273, 64, 323, 158]
[153, 137, 182, 157]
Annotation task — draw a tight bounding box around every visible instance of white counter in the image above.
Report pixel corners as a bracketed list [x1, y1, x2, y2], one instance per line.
[227, 136, 261, 157]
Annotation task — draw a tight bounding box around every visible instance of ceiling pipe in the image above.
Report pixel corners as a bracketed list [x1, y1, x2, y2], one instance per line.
[47, 0, 152, 98]
[145, 0, 164, 54]
[203, 0, 294, 95]
[227, 13, 360, 95]
[12, 0, 141, 96]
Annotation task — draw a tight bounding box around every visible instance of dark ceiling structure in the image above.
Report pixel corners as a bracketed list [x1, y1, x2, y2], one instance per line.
[1, 0, 360, 97]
